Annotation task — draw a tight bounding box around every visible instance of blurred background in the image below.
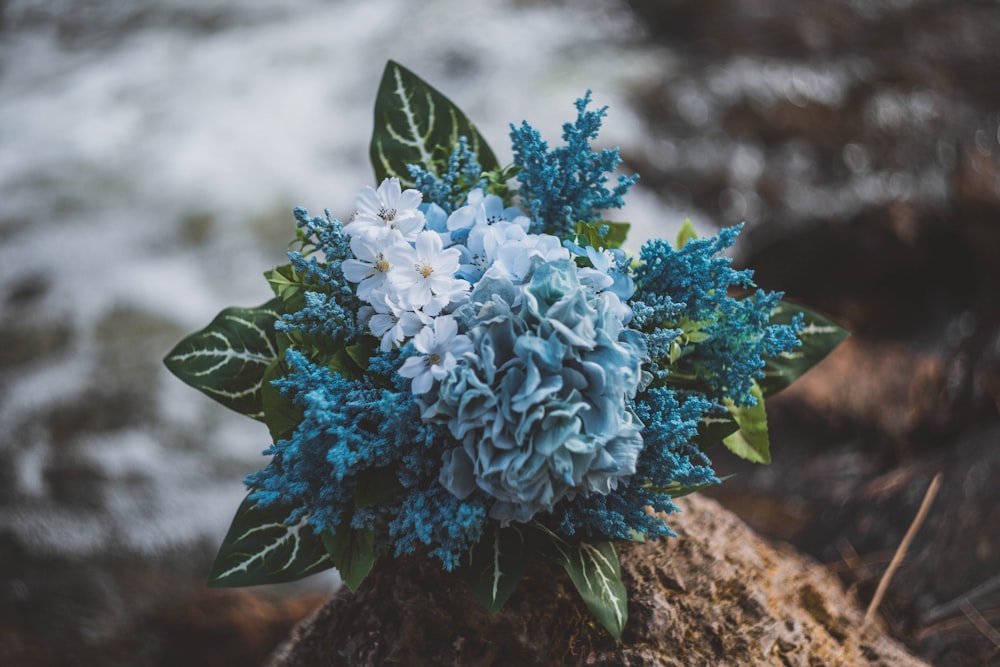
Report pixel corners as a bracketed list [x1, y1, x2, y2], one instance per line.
[1, 1, 997, 665]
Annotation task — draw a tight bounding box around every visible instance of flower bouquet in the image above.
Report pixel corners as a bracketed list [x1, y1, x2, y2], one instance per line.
[164, 61, 847, 638]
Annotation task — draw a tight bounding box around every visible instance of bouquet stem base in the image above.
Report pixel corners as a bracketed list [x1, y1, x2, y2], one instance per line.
[265, 495, 926, 666]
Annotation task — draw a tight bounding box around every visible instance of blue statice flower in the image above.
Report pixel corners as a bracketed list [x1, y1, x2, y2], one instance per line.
[245, 349, 488, 567]
[426, 259, 648, 523]
[387, 485, 487, 570]
[407, 136, 487, 214]
[277, 208, 364, 343]
[633, 225, 802, 406]
[510, 92, 637, 237]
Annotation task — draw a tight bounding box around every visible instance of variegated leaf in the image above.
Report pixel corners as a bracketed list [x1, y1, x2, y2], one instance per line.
[760, 300, 849, 397]
[208, 494, 333, 587]
[163, 299, 281, 420]
[462, 524, 533, 613]
[370, 60, 498, 187]
[536, 526, 628, 640]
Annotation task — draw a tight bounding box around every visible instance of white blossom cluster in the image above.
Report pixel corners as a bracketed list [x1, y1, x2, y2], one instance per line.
[341, 177, 630, 395]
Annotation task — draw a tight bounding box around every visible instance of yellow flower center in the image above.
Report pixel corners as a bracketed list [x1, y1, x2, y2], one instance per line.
[417, 262, 434, 278]
[375, 254, 390, 273]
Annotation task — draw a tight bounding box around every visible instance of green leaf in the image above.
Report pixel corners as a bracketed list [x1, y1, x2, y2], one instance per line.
[574, 220, 631, 250]
[695, 413, 740, 449]
[461, 525, 534, 613]
[354, 466, 400, 509]
[260, 351, 302, 442]
[265, 264, 309, 316]
[722, 383, 770, 464]
[535, 526, 628, 640]
[345, 338, 377, 373]
[675, 218, 698, 248]
[648, 475, 733, 499]
[321, 524, 377, 592]
[759, 301, 849, 397]
[208, 494, 334, 587]
[370, 60, 498, 187]
[327, 345, 366, 382]
[163, 300, 282, 420]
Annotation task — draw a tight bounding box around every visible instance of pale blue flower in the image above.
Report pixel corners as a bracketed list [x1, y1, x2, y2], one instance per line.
[399, 315, 474, 395]
[429, 259, 646, 523]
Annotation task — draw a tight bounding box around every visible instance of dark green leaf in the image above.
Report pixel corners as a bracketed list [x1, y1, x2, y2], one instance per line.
[370, 60, 498, 187]
[163, 300, 282, 420]
[759, 301, 850, 397]
[695, 413, 740, 449]
[354, 466, 400, 509]
[345, 338, 377, 373]
[321, 524, 376, 592]
[722, 383, 770, 464]
[461, 525, 534, 613]
[260, 351, 302, 443]
[327, 345, 366, 382]
[535, 526, 628, 639]
[208, 494, 333, 587]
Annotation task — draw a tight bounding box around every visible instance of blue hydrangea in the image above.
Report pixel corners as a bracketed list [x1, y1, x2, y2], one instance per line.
[425, 259, 648, 523]
[510, 92, 637, 238]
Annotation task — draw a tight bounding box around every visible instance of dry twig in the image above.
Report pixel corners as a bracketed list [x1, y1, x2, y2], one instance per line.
[864, 472, 942, 626]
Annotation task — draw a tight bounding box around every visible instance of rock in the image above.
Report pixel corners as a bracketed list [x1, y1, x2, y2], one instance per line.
[265, 495, 926, 667]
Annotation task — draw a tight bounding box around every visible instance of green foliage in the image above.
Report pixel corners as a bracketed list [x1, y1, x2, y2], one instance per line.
[675, 218, 698, 249]
[759, 301, 849, 397]
[207, 494, 333, 587]
[461, 524, 535, 613]
[265, 264, 309, 317]
[370, 60, 498, 187]
[163, 300, 282, 420]
[721, 382, 770, 463]
[321, 524, 376, 592]
[535, 525, 628, 640]
[260, 351, 302, 442]
[574, 220, 631, 250]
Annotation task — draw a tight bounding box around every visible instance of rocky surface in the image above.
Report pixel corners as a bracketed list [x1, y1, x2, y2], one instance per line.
[265, 495, 926, 667]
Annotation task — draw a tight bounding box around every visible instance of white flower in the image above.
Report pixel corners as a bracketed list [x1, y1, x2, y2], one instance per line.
[386, 230, 469, 310]
[341, 229, 407, 302]
[344, 177, 425, 240]
[398, 315, 473, 394]
[367, 292, 429, 352]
